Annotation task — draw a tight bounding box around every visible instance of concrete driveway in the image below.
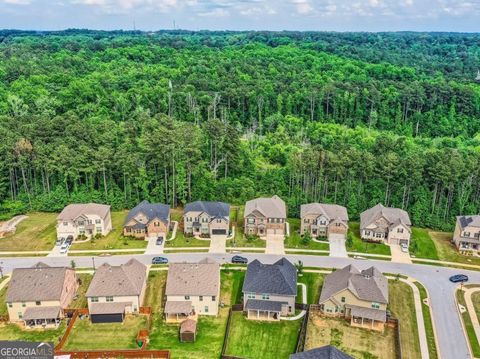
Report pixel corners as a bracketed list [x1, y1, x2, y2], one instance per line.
[209, 235, 227, 254]
[329, 234, 348, 258]
[390, 244, 412, 263]
[265, 234, 285, 255]
[145, 235, 164, 254]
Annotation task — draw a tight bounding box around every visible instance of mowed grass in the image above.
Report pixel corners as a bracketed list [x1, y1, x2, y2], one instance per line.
[429, 231, 480, 266]
[69, 273, 92, 309]
[409, 228, 439, 260]
[148, 271, 244, 359]
[63, 314, 148, 350]
[70, 211, 147, 250]
[285, 218, 330, 251]
[0, 280, 9, 316]
[0, 212, 57, 251]
[388, 279, 421, 359]
[457, 288, 480, 357]
[472, 291, 480, 323]
[0, 322, 67, 343]
[144, 270, 167, 313]
[225, 311, 302, 359]
[298, 272, 324, 304]
[347, 222, 391, 256]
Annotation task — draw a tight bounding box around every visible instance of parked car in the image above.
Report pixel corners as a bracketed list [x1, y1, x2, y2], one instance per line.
[231, 255, 248, 264]
[449, 274, 469, 283]
[152, 256, 168, 264]
[65, 236, 74, 246]
[59, 243, 69, 254]
[56, 237, 65, 246]
[400, 243, 409, 253]
[156, 236, 164, 245]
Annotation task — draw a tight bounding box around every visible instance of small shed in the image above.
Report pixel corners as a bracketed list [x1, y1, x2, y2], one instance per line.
[180, 319, 197, 342]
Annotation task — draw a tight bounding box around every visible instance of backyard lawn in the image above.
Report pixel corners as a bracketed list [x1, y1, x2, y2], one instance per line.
[63, 314, 148, 350]
[144, 270, 167, 313]
[305, 313, 396, 358]
[285, 219, 330, 251]
[388, 279, 421, 359]
[457, 288, 480, 357]
[69, 273, 92, 309]
[225, 311, 302, 359]
[298, 272, 324, 304]
[409, 228, 439, 260]
[429, 231, 480, 266]
[0, 322, 67, 343]
[347, 222, 391, 256]
[70, 211, 147, 250]
[0, 280, 9, 316]
[0, 212, 57, 251]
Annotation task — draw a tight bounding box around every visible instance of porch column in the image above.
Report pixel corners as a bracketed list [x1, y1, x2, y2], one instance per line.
[257, 310, 259, 319]
[361, 317, 364, 326]
[371, 320, 374, 329]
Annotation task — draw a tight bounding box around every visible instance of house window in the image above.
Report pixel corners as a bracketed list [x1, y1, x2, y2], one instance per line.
[21, 302, 26, 307]
[185, 296, 190, 300]
[371, 302, 380, 309]
[35, 301, 41, 306]
[63, 222, 68, 226]
[365, 231, 371, 236]
[247, 293, 255, 299]
[78, 221, 85, 226]
[464, 232, 471, 237]
[304, 219, 309, 223]
[79, 229, 85, 235]
[212, 296, 216, 301]
[95, 219, 101, 224]
[247, 218, 255, 224]
[341, 297, 345, 303]
[7, 303, 12, 308]
[106, 296, 114, 302]
[261, 294, 270, 300]
[18, 312, 23, 319]
[375, 233, 383, 238]
[91, 297, 99, 303]
[397, 228, 404, 233]
[320, 221, 326, 225]
[336, 223, 341, 227]
[126, 228, 131, 233]
[199, 296, 203, 302]
[96, 227, 102, 232]
[204, 306, 209, 313]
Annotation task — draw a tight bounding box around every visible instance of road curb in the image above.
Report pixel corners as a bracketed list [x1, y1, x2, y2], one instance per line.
[454, 286, 476, 359]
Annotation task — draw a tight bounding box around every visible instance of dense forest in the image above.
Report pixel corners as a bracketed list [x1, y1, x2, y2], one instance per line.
[0, 30, 479, 230]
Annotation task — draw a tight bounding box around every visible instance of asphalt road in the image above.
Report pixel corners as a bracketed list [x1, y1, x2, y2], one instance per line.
[1, 253, 476, 359]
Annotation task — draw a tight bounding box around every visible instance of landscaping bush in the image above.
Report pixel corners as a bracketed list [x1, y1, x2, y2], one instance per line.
[301, 232, 312, 245]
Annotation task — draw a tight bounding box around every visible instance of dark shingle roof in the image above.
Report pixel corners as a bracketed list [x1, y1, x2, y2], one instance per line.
[360, 203, 411, 230]
[124, 200, 170, 226]
[242, 258, 297, 296]
[245, 299, 287, 312]
[184, 201, 230, 218]
[458, 215, 480, 229]
[290, 346, 353, 359]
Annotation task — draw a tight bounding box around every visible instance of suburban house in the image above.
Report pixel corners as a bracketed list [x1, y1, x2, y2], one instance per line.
[183, 201, 230, 237]
[242, 258, 297, 321]
[244, 195, 287, 237]
[57, 203, 112, 240]
[300, 203, 349, 240]
[319, 265, 388, 330]
[453, 215, 480, 252]
[164, 259, 220, 321]
[123, 200, 170, 239]
[86, 259, 147, 323]
[290, 345, 353, 359]
[6, 262, 78, 328]
[359, 203, 411, 246]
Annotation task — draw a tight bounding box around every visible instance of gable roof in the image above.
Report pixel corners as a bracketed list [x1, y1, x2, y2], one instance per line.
[6, 263, 73, 302]
[360, 203, 411, 229]
[244, 195, 286, 218]
[57, 203, 110, 221]
[300, 203, 348, 222]
[86, 259, 146, 297]
[319, 265, 388, 304]
[166, 260, 220, 296]
[242, 258, 297, 296]
[458, 215, 480, 229]
[184, 201, 230, 218]
[124, 200, 170, 226]
[290, 346, 353, 359]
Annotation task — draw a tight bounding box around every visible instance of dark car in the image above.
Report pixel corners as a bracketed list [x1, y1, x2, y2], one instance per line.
[156, 236, 164, 245]
[65, 236, 74, 246]
[152, 256, 168, 265]
[55, 237, 65, 246]
[231, 255, 248, 264]
[449, 274, 469, 283]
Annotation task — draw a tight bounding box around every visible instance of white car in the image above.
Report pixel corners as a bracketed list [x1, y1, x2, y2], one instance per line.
[400, 243, 409, 253]
[59, 243, 69, 254]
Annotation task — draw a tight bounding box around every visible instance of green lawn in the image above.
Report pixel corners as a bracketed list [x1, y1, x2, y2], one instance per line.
[69, 273, 92, 309]
[347, 222, 391, 256]
[70, 211, 147, 250]
[225, 311, 302, 359]
[410, 228, 439, 260]
[457, 288, 480, 357]
[144, 270, 167, 313]
[388, 279, 421, 359]
[298, 272, 324, 304]
[165, 231, 210, 248]
[285, 218, 330, 251]
[63, 314, 148, 350]
[429, 231, 480, 266]
[0, 212, 57, 251]
[0, 280, 8, 316]
[472, 291, 480, 323]
[413, 281, 438, 359]
[148, 271, 244, 359]
[0, 322, 67, 343]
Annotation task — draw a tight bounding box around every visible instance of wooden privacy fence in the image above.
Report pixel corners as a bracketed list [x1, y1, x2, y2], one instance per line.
[295, 305, 310, 353]
[54, 349, 170, 358]
[55, 309, 83, 351]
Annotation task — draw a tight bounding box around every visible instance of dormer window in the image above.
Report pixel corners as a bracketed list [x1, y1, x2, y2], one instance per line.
[464, 232, 471, 237]
[397, 228, 404, 233]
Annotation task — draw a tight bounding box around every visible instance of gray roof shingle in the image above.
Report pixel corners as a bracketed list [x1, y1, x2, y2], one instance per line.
[300, 203, 348, 222]
[57, 203, 110, 221]
[124, 200, 170, 226]
[360, 203, 411, 230]
[86, 259, 147, 297]
[244, 195, 286, 218]
[290, 346, 353, 359]
[166, 260, 220, 296]
[245, 299, 287, 312]
[242, 258, 297, 296]
[184, 201, 230, 219]
[89, 302, 129, 315]
[22, 306, 62, 320]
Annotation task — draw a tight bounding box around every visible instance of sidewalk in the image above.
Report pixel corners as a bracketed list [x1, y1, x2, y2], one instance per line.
[463, 287, 480, 346]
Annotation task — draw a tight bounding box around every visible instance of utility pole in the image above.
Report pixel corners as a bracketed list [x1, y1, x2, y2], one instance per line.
[92, 257, 96, 271]
[0, 261, 3, 278]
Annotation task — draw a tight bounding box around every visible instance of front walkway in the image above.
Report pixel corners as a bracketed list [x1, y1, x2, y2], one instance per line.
[463, 287, 480, 348]
[328, 234, 347, 258]
[390, 244, 412, 264]
[265, 234, 285, 255]
[167, 221, 178, 241]
[281, 283, 306, 321]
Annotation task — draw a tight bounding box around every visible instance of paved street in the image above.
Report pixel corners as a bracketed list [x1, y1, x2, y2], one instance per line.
[0, 252, 475, 359]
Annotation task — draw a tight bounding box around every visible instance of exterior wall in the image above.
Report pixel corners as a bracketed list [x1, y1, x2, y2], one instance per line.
[453, 220, 480, 250]
[301, 214, 347, 238]
[146, 218, 169, 237]
[320, 288, 387, 318]
[8, 300, 62, 322]
[184, 211, 229, 237]
[184, 211, 203, 234]
[167, 295, 219, 316]
[87, 294, 141, 314]
[386, 223, 411, 245]
[328, 220, 348, 235]
[242, 293, 296, 315]
[209, 218, 229, 236]
[361, 218, 410, 245]
[244, 214, 286, 237]
[57, 211, 112, 240]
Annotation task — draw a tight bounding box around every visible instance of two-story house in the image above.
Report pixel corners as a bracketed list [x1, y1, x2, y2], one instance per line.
[86, 258, 147, 323]
[164, 258, 220, 321]
[453, 215, 480, 252]
[300, 203, 349, 240]
[183, 201, 230, 237]
[57, 203, 112, 240]
[360, 203, 411, 246]
[6, 262, 78, 328]
[123, 200, 170, 239]
[244, 195, 287, 237]
[242, 258, 297, 321]
[319, 265, 388, 330]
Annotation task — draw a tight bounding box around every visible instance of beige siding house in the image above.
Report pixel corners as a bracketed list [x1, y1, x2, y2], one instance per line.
[165, 259, 220, 321]
[124, 200, 170, 239]
[6, 262, 77, 328]
[183, 201, 230, 237]
[300, 203, 349, 239]
[453, 215, 480, 252]
[244, 195, 287, 237]
[319, 265, 388, 330]
[57, 203, 112, 240]
[242, 258, 297, 321]
[360, 204, 411, 246]
[86, 259, 147, 323]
